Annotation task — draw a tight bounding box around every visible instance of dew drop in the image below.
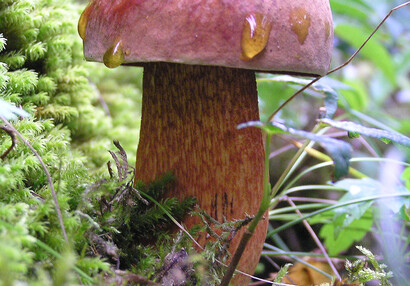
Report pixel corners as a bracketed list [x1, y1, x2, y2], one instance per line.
[289, 8, 311, 44]
[78, 4, 93, 40]
[103, 40, 124, 69]
[241, 13, 272, 61]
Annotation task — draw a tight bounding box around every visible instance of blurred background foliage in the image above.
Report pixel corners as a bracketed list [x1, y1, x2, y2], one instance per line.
[258, 0, 409, 285]
[0, 0, 409, 285]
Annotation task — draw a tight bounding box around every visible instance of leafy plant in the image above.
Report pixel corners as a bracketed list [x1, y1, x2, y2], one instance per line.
[345, 246, 393, 286]
[0, 0, 141, 283]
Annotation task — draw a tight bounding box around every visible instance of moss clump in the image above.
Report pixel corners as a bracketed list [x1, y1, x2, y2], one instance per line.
[0, 0, 142, 283]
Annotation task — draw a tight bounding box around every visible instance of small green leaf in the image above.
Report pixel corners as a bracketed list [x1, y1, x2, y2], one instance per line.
[380, 138, 392, 144]
[322, 86, 338, 119]
[334, 178, 410, 215]
[320, 217, 373, 256]
[402, 167, 410, 190]
[330, 0, 372, 23]
[321, 118, 410, 146]
[348, 131, 360, 139]
[276, 122, 352, 179]
[239, 120, 353, 179]
[340, 80, 369, 111]
[397, 205, 410, 222]
[261, 75, 342, 118]
[274, 263, 292, 283]
[237, 120, 285, 135]
[331, 178, 380, 237]
[335, 24, 396, 85]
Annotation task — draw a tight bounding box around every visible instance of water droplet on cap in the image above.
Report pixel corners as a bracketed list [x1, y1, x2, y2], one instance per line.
[103, 40, 124, 69]
[289, 8, 311, 44]
[78, 4, 93, 40]
[241, 13, 272, 61]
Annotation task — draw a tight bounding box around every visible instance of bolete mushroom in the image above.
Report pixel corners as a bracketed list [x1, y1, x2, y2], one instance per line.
[79, 0, 333, 284]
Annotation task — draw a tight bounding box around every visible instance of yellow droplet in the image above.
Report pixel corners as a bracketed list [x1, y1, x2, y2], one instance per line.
[78, 4, 93, 40]
[241, 13, 272, 61]
[289, 8, 311, 44]
[103, 40, 124, 69]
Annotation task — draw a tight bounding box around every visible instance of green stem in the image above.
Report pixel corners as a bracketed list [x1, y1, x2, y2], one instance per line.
[270, 125, 322, 198]
[35, 240, 94, 283]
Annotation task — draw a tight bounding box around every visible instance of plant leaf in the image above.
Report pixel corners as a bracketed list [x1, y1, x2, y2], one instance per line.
[334, 177, 410, 217]
[274, 263, 292, 283]
[237, 120, 285, 135]
[340, 80, 369, 111]
[322, 87, 338, 119]
[320, 216, 373, 256]
[331, 178, 380, 237]
[264, 75, 341, 118]
[272, 122, 352, 179]
[330, 0, 372, 23]
[335, 24, 396, 85]
[320, 118, 410, 146]
[239, 121, 352, 179]
[401, 167, 410, 190]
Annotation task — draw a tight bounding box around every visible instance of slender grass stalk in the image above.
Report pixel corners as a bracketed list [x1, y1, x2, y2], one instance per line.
[286, 197, 341, 280]
[275, 185, 346, 201]
[263, 244, 334, 280]
[0, 115, 68, 244]
[269, 203, 331, 216]
[137, 189, 203, 250]
[289, 139, 367, 179]
[35, 240, 94, 284]
[0, 219, 93, 283]
[268, 193, 410, 237]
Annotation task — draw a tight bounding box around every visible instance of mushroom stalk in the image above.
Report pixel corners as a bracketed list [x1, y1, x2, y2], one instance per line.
[134, 62, 268, 283]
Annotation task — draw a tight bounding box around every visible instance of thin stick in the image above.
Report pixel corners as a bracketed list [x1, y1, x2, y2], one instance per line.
[0, 115, 68, 244]
[138, 189, 203, 250]
[285, 197, 341, 281]
[269, 144, 295, 159]
[285, 197, 337, 204]
[358, 136, 380, 158]
[268, 77, 321, 122]
[327, 1, 410, 75]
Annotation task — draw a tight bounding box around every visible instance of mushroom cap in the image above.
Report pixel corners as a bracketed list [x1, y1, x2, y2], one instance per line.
[81, 0, 333, 76]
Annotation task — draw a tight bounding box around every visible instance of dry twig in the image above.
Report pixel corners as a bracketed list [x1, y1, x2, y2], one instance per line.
[0, 115, 68, 244]
[0, 125, 16, 159]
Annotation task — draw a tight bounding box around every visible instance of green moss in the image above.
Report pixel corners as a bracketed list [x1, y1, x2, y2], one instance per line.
[0, 0, 143, 283]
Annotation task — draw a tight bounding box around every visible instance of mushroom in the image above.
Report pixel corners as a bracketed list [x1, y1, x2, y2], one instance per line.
[79, 0, 333, 284]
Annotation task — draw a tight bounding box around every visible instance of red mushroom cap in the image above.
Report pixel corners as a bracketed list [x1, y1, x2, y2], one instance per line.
[80, 0, 333, 76]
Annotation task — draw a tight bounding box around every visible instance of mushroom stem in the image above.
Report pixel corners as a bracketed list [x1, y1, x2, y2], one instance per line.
[135, 62, 268, 283]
